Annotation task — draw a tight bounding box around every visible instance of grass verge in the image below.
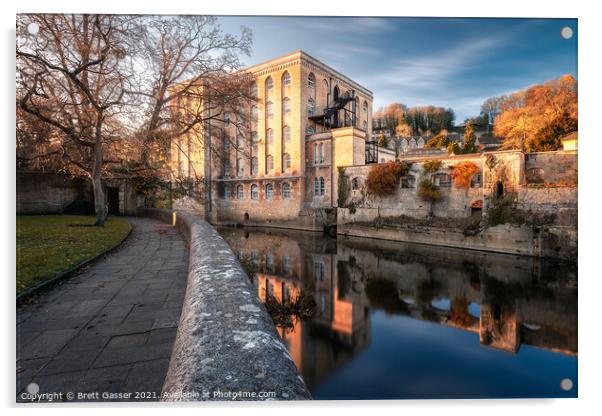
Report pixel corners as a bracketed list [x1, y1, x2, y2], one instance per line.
[16, 215, 131, 294]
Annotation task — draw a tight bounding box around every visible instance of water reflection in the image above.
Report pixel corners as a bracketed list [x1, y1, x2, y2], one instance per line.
[218, 226, 578, 399]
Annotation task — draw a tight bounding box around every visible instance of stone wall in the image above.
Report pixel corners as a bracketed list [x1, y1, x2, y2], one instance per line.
[138, 208, 312, 400]
[17, 171, 89, 215]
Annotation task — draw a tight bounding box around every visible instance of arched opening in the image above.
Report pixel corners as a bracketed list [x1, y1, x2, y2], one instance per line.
[333, 85, 339, 101]
[244, 212, 249, 221]
[496, 181, 504, 198]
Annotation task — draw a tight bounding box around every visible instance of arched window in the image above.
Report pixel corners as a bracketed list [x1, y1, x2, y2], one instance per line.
[283, 126, 291, 144]
[224, 160, 231, 176]
[236, 158, 244, 176]
[308, 72, 315, 88]
[307, 98, 315, 116]
[363, 100, 368, 113]
[223, 184, 231, 199]
[251, 105, 258, 121]
[251, 184, 259, 200]
[306, 125, 315, 135]
[266, 129, 274, 147]
[251, 81, 257, 97]
[266, 155, 274, 173]
[313, 143, 319, 164]
[251, 157, 258, 175]
[265, 76, 274, 92]
[319, 143, 324, 164]
[236, 185, 244, 199]
[351, 177, 360, 190]
[320, 177, 325, 195]
[251, 131, 259, 152]
[283, 153, 291, 170]
[362, 120, 367, 131]
[282, 71, 291, 86]
[282, 97, 291, 114]
[265, 184, 273, 200]
[282, 182, 291, 199]
[266, 101, 274, 119]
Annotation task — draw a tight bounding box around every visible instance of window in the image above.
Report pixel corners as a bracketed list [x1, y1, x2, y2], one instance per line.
[251, 250, 259, 265]
[266, 155, 274, 173]
[224, 112, 230, 127]
[363, 120, 367, 131]
[319, 143, 324, 164]
[526, 167, 544, 184]
[266, 101, 273, 119]
[314, 177, 325, 196]
[282, 97, 291, 114]
[401, 175, 416, 188]
[266, 129, 274, 147]
[283, 126, 291, 144]
[237, 185, 244, 199]
[251, 157, 258, 175]
[265, 184, 273, 200]
[236, 158, 244, 176]
[266, 253, 274, 273]
[224, 136, 230, 152]
[265, 76, 274, 91]
[282, 71, 291, 86]
[251, 184, 259, 200]
[363, 100, 368, 113]
[237, 134, 245, 149]
[224, 160, 231, 176]
[307, 98, 315, 116]
[306, 125, 315, 135]
[251, 105, 258, 121]
[308, 72, 315, 88]
[251, 132, 259, 152]
[313, 143, 319, 164]
[251, 81, 257, 97]
[282, 182, 291, 199]
[282, 255, 291, 273]
[283, 153, 291, 170]
[471, 173, 483, 188]
[223, 184, 231, 199]
[433, 173, 452, 188]
[313, 261, 324, 281]
[351, 177, 360, 190]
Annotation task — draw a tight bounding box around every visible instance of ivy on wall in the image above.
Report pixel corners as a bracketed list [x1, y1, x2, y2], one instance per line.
[365, 161, 411, 197]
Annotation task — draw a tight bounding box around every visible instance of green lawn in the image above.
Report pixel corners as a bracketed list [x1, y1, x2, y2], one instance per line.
[16, 215, 131, 294]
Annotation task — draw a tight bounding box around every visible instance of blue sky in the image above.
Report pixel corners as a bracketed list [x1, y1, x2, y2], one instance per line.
[219, 17, 577, 124]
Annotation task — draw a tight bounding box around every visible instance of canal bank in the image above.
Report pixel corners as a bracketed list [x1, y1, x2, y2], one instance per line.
[138, 209, 311, 401]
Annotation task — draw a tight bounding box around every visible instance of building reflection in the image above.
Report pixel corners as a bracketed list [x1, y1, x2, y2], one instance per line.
[218, 227, 578, 388]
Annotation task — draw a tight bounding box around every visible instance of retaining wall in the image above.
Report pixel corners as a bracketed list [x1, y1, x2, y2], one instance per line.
[137, 208, 311, 401]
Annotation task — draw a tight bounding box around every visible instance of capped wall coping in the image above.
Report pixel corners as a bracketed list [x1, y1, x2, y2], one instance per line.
[137, 208, 311, 401]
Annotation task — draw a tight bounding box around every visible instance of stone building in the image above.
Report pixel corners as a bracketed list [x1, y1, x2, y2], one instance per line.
[169, 50, 375, 230]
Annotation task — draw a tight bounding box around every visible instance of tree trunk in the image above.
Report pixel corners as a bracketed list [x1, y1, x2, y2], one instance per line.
[92, 174, 107, 226]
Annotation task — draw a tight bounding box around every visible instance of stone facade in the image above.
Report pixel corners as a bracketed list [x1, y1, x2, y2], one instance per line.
[338, 150, 578, 224]
[168, 51, 374, 230]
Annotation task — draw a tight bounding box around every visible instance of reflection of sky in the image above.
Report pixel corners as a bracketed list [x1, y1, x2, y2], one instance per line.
[313, 311, 578, 399]
[218, 16, 578, 122]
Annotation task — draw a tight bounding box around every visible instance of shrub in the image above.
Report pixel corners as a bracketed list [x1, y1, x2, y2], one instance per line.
[366, 161, 411, 196]
[422, 160, 442, 173]
[418, 180, 442, 203]
[451, 161, 480, 188]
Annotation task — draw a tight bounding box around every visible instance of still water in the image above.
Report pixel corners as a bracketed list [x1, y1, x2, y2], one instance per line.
[218, 226, 578, 400]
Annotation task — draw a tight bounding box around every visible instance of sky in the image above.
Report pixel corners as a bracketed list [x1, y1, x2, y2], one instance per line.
[218, 16, 577, 124]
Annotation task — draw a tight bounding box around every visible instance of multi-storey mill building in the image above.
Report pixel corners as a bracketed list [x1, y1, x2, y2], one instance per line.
[170, 50, 376, 230]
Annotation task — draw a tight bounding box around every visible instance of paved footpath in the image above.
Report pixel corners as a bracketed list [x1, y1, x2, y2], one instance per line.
[16, 217, 189, 402]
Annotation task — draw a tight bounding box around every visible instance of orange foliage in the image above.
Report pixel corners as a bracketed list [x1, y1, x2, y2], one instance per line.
[451, 161, 479, 189]
[366, 161, 410, 196]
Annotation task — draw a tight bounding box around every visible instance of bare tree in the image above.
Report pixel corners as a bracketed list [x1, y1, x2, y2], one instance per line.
[17, 14, 132, 225]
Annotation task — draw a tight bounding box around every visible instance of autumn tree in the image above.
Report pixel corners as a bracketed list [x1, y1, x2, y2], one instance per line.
[494, 75, 577, 151]
[17, 14, 133, 225]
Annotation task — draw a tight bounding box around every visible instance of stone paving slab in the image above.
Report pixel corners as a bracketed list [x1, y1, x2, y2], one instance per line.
[16, 217, 188, 402]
